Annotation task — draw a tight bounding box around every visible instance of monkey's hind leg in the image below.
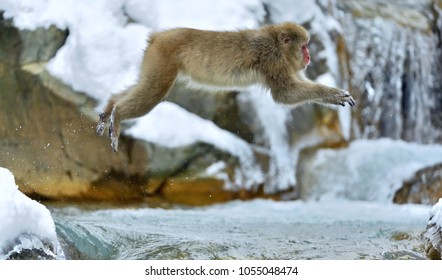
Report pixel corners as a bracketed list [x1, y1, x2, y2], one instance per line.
[108, 106, 119, 152]
[96, 113, 107, 136]
[108, 73, 177, 152]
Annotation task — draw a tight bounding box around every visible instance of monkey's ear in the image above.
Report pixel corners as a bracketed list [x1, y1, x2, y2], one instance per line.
[282, 35, 292, 44]
[279, 33, 292, 44]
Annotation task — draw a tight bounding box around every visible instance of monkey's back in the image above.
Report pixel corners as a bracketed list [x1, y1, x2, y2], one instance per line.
[148, 28, 269, 89]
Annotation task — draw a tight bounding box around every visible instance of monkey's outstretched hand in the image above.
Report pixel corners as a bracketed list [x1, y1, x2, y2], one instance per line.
[329, 90, 356, 107]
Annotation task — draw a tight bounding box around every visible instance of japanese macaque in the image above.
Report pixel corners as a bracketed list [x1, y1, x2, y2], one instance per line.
[97, 22, 355, 152]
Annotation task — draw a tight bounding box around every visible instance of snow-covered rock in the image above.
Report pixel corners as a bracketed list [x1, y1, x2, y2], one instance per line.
[425, 199, 442, 259]
[0, 167, 63, 259]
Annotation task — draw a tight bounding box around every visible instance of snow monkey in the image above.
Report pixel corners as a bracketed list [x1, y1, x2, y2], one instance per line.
[97, 22, 355, 152]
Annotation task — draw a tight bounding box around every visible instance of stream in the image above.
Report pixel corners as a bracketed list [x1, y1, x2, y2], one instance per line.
[50, 199, 430, 260]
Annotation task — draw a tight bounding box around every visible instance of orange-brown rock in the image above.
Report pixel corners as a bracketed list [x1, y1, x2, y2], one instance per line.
[394, 163, 442, 205]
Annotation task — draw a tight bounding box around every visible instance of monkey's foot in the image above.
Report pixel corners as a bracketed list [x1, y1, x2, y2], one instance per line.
[110, 130, 118, 153]
[96, 113, 106, 136]
[109, 108, 118, 152]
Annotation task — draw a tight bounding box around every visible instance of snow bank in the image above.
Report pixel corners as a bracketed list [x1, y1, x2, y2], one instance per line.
[425, 198, 442, 258]
[303, 139, 442, 203]
[126, 102, 264, 189]
[0, 167, 62, 259]
[127, 102, 249, 153]
[429, 199, 442, 230]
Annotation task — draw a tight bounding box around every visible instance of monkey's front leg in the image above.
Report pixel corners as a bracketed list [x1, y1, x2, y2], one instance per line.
[274, 81, 355, 107]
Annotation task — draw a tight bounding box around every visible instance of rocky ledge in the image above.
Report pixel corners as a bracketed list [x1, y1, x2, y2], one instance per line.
[394, 163, 442, 205]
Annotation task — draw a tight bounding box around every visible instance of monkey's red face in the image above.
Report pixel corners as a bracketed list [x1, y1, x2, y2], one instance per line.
[302, 44, 310, 68]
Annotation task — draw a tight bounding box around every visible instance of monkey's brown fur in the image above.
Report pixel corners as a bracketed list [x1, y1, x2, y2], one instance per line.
[97, 22, 355, 152]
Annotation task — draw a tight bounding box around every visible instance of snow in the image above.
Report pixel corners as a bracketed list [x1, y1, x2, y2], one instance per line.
[128, 102, 245, 151]
[155, 0, 264, 30]
[126, 101, 265, 189]
[426, 198, 442, 253]
[242, 86, 298, 192]
[429, 199, 442, 229]
[303, 138, 442, 203]
[0, 167, 62, 259]
[264, 0, 318, 24]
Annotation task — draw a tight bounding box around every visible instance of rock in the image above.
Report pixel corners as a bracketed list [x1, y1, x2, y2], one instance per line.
[0, 66, 151, 201]
[5, 248, 57, 260]
[394, 163, 442, 205]
[424, 199, 442, 260]
[142, 141, 277, 206]
[2, 233, 61, 260]
[0, 18, 149, 201]
[0, 14, 68, 65]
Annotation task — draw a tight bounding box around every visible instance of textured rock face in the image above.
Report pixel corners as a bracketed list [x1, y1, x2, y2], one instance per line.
[394, 164, 442, 205]
[0, 17, 149, 201]
[0, 12, 68, 65]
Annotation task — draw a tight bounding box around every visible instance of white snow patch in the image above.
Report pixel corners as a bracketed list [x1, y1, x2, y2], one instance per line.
[126, 102, 264, 189]
[429, 199, 442, 229]
[0, 167, 63, 259]
[243, 86, 297, 192]
[155, 0, 264, 30]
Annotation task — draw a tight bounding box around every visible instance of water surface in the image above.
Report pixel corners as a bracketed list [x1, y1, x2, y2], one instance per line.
[51, 199, 430, 260]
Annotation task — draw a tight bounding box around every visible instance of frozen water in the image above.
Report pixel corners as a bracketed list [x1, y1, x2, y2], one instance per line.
[302, 139, 442, 202]
[340, 11, 441, 143]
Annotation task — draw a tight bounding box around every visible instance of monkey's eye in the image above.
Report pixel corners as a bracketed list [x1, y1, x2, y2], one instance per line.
[302, 44, 308, 50]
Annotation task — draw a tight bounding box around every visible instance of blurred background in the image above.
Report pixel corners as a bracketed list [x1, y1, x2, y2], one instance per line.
[1, 0, 442, 260]
[1, 0, 441, 204]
